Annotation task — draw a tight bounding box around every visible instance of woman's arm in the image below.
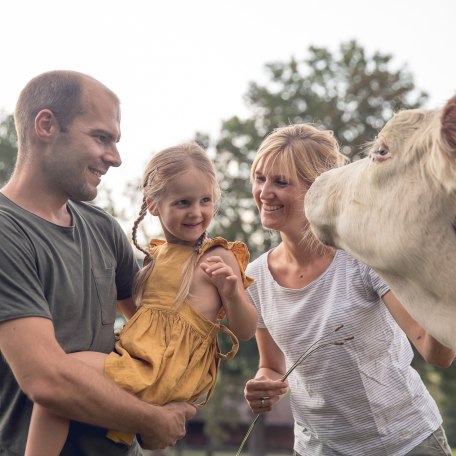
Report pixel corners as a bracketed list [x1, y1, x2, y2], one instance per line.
[382, 290, 455, 367]
[244, 328, 288, 414]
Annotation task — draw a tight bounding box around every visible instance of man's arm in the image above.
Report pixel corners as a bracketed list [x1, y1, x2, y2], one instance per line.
[0, 317, 196, 448]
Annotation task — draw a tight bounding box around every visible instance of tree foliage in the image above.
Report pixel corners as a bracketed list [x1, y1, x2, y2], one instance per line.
[205, 39, 428, 260]
[0, 113, 17, 186]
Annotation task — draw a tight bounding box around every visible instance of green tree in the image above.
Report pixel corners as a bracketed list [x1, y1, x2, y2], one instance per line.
[0, 113, 18, 186]
[203, 39, 428, 260]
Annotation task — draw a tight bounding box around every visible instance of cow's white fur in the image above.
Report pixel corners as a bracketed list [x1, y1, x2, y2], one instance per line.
[305, 96, 456, 350]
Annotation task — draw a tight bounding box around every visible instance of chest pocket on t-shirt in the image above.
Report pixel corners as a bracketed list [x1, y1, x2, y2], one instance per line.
[92, 267, 116, 325]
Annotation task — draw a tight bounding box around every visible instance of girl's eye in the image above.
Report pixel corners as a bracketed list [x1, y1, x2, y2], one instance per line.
[202, 197, 212, 204]
[255, 175, 265, 183]
[276, 179, 288, 186]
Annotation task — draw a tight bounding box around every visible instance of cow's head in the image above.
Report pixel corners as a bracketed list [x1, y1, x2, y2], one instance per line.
[304, 96, 456, 349]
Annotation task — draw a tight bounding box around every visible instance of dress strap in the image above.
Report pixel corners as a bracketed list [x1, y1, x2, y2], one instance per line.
[217, 324, 239, 360]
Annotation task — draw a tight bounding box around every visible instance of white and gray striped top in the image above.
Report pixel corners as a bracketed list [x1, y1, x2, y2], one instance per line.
[247, 249, 441, 456]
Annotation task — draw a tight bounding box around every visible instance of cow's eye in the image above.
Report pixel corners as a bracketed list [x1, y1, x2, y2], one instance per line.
[371, 141, 391, 162]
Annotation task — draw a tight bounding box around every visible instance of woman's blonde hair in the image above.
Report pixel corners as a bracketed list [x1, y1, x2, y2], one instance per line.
[132, 142, 220, 306]
[251, 123, 347, 186]
[251, 123, 348, 249]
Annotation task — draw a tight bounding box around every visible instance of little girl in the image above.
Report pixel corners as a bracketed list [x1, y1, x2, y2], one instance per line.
[25, 143, 258, 454]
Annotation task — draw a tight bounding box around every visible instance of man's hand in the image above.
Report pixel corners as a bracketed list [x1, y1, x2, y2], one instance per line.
[138, 402, 196, 449]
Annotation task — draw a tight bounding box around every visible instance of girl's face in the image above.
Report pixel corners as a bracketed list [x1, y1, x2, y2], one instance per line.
[150, 169, 215, 246]
[252, 158, 308, 232]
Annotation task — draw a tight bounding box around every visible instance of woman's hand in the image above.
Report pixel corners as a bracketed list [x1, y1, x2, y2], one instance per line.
[244, 375, 288, 414]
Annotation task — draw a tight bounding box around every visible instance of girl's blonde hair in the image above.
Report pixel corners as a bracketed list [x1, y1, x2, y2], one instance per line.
[251, 123, 348, 249]
[132, 142, 220, 307]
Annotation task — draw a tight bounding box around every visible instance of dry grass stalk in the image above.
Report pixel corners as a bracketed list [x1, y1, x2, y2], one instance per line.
[235, 324, 354, 456]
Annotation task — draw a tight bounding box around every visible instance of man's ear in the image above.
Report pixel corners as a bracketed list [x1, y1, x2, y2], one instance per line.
[146, 197, 159, 216]
[35, 109, 59, 142]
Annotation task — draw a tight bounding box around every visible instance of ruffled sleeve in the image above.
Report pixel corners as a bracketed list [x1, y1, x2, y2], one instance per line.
[142, 239, 166, 266]
[148, 238, 166, 253]
[197, 237, 254, 288]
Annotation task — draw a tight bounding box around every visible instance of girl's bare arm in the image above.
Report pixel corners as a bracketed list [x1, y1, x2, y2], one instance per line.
[200, 248, 258, 340]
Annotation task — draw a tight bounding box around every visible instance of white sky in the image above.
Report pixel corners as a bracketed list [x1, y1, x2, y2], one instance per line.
[2, 0, 455, 199]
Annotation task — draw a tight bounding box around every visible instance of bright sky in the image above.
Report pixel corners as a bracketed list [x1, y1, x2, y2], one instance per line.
[2, 0, 455, 200]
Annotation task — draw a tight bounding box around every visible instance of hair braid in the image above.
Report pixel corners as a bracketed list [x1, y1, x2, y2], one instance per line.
[131, 197, 150, 257]
[194, 231, 208, 253]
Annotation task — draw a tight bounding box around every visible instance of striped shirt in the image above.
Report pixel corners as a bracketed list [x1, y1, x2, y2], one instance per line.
[247, 249, 441, 456]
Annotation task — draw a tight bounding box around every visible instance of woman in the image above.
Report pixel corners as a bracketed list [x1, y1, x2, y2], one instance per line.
[244, 124, 455, 456]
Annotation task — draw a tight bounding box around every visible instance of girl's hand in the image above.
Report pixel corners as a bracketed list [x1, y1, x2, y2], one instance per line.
[200, 256, 238, 298]
[244, 376, 288, 414]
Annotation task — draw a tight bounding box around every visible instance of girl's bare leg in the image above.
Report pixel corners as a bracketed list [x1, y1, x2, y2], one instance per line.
[24, 351, 108, 456]
[25, 404, 69, 456]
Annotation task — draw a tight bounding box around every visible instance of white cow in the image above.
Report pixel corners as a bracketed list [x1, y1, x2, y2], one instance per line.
[304, 96, 456, 350]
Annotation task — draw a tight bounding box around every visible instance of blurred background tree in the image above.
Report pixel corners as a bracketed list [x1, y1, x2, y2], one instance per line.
[0, 112, 17, 186]
[0, 40, 454, 451]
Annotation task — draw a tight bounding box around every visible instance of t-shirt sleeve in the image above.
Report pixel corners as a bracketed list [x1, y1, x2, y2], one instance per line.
[246, 260, 266, 329]
[0, 216, 52, 322]
[358, 260, 390, 299]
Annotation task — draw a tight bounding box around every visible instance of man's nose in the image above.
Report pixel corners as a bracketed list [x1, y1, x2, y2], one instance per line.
[106, 145, 122, 168]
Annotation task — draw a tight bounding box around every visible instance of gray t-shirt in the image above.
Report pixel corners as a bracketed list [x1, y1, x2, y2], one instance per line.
[0, 194, 141, 456]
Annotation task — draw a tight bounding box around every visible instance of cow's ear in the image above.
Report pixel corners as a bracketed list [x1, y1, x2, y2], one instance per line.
[441, 95, 456, 159]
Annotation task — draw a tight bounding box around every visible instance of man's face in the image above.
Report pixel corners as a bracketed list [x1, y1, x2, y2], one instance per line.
[46, 83, 122, 202]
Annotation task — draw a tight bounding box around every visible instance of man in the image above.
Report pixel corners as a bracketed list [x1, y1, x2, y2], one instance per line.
[0, 70, 195, 455]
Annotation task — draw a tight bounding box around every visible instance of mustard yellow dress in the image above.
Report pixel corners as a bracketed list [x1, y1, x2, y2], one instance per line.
[104, 237, 253, 445]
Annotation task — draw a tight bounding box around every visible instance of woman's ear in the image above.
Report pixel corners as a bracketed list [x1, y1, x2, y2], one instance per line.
[146, 197, 159, 216]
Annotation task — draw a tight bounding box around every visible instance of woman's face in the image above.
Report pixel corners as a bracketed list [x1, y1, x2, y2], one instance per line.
[252, 158, 308, 232]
